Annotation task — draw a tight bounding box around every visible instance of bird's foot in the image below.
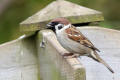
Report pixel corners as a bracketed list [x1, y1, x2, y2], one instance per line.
[62, 53, 74, 56]
[62, 53, 79, 58]
[72, 54, 80, 58]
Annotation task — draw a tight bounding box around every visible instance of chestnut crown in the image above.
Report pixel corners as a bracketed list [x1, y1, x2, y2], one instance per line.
[46, 17, 70, 29]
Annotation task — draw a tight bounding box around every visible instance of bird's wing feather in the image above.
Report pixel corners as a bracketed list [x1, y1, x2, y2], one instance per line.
[65, 26, 100, 52]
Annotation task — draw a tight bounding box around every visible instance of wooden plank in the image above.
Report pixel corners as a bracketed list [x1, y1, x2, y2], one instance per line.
[0, 35, 39, 80]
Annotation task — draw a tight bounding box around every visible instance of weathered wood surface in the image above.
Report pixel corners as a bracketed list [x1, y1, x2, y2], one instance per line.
[20, 0, 104, 32]
[36, 30, 86, 80]
[0, 35, 39, 80]
[0, 26, 120, 80]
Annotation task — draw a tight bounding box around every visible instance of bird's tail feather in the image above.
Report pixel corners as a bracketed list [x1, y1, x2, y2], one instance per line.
[90, 51, 114, 73]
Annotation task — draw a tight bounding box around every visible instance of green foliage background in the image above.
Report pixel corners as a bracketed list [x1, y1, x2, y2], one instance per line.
[0, 0, 120, 44]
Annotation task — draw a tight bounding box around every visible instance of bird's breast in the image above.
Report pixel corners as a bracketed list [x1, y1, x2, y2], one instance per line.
[56, 30, 90, 54]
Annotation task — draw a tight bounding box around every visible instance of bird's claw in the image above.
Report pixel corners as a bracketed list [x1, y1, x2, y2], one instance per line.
[62, 53, 79, 59]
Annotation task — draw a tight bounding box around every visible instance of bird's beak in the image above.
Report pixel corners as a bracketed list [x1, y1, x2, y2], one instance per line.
[46, 22, 53, 29]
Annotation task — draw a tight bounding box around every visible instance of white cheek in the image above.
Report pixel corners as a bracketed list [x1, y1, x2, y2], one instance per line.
[55, 25, 58, 31]
[56, 29, 62, 34]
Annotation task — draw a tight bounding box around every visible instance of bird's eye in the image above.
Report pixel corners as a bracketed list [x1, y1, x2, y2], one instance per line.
[58, 25, 63, 30]
[54, 23, 63, 30]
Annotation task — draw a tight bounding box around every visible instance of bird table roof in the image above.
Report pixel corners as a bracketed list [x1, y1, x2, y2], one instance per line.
[20, 0, 104, 32]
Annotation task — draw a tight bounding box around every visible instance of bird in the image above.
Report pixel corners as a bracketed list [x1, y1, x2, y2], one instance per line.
[46, 17, 114, 73]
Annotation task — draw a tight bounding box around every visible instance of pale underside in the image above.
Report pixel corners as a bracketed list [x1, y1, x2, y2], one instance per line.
[56, 28, 92, 55]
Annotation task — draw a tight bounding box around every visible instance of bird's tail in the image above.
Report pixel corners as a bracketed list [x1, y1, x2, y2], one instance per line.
[90, 51, 114, 73]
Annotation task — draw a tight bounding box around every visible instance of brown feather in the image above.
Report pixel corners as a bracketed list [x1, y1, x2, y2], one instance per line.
[51, 17, 70, 25]
[65, 26, 100, 52]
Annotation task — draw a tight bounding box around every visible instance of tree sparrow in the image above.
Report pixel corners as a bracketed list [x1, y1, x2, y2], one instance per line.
[46, 17, 114, 73]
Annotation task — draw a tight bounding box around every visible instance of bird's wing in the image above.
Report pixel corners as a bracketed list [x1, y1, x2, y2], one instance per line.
[65, 26, 100, 52]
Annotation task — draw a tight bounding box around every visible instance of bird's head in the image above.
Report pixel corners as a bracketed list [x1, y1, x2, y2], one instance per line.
[46, 17, 71, 32]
